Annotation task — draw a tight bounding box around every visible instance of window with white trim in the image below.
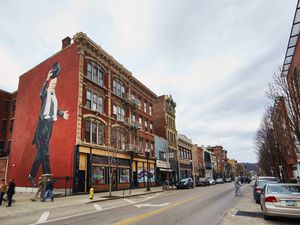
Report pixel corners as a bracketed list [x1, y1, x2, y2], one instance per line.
[87, 61, 105, 86]
[85, 119, 105, 145]
[113, 78, 126, 98]
[86, 90, 105, 114]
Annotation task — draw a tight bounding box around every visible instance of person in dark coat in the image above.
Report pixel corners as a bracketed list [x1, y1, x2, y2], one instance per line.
[6, 178, 16, 207]
[28, 63, 69, 187]
[42, 178, 54, 202]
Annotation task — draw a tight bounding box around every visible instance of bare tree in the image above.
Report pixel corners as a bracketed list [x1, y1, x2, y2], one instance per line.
[268, 68, 300, 153]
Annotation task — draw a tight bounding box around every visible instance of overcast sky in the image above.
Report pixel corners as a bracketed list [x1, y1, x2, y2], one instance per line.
[0, 0, 297, 163]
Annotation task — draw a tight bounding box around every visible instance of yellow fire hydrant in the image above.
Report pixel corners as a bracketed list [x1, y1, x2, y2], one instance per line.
[89, 187, 94, 200]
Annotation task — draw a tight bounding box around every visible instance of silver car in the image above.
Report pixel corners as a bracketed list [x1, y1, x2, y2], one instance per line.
[260, 183, 300, 220]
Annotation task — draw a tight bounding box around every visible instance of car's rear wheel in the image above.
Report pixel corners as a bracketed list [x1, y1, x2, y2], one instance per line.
[263, 214, 271, 220]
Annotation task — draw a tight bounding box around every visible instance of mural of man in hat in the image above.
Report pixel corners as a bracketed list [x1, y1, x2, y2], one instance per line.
[28, 63, 69, 187]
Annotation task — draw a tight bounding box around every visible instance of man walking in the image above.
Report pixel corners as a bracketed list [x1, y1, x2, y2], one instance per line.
[6, 178, 16, 207]
[0, 179, 8, 206]
[235, 177, 242, 197]
[42, 178, 54, 202]
[31, 176, 44, 201]
[28, 62, 69, 187]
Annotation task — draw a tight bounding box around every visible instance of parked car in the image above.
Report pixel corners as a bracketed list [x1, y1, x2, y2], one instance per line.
[196, 177, 209, 186]
[253, 180, 278, 203]
[176, 178, 194, 189]
[215, 178, 224, 184]
[225, 177, 232, 182]
[240, 176, 251, 183]
[208, 178, 216, 185]
[260, 183, 300, 220]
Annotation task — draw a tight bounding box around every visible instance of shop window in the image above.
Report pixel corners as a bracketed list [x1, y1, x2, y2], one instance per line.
[119, 168, 129, 183]
[92, 166, 105, 184]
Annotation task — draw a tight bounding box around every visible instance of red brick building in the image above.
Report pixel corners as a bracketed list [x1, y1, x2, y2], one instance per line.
[211, 146, 228, 178]
[153, 95, 178, 181]
[0, 89, 17, 179]
[272, 96, 298, 181]
[192, 144, 204, 179]
[7, 32, 156, 192]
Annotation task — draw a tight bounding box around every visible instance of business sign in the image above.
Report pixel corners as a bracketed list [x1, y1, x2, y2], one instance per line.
[156, 160, 171, 169]
[163, 152, 174, 159]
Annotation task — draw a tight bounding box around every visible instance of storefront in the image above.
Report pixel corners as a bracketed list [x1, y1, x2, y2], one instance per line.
[179, 163, 192, 179]
[76, 146, 131, 192]
[156, 160, 173, 185]
[132, 157, 156, 188]
[75, 145, 156, 192]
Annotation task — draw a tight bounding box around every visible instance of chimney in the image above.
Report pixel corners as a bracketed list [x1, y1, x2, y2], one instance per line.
[62, 36, 71, 49]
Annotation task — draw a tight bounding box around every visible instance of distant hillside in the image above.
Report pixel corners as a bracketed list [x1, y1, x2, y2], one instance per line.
[242, 163, 258, 171]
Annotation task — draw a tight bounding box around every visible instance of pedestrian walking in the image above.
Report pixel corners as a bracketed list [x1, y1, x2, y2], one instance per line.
[6, 178, 16, 207]
[42, 178, 54, 202]
[235, 177, 241, 197]
[31, 176, 44, 201]
[0, 179, 8, 206]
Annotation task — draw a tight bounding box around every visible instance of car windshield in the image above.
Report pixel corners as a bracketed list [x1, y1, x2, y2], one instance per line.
[268, 185, 300, 194]
[181, 178, 189, 182]
[257, 180, 277, 188]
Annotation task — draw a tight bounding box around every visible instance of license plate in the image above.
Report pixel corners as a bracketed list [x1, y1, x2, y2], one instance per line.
[286, 200, 296, 206]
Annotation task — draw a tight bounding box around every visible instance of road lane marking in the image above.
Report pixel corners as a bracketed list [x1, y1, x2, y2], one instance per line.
[27, 192, 164, 225]
[37, 212, 50, 223]
[93, 203, 103, 211]
[113, 191, 216, 225]
[134, 203, 170, 208]
[124, 198, 135, 204]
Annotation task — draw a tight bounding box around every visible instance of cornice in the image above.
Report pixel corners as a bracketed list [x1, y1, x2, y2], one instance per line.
[73, 32, 157, 98]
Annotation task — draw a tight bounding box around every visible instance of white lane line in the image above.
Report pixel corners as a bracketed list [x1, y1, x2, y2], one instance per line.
[28, 192, 164, 225]
[124, 198, 135, 203]
[93, 203, 103, 211]
[37, 212, 50, 223]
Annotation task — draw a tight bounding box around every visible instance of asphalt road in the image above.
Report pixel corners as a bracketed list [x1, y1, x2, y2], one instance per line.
[22, 182, 238, 225]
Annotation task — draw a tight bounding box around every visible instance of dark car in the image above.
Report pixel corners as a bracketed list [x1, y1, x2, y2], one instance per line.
[240, 176, 251, 183]
[176, 178, 194, 189]
[196, 177, 209, 186]
[253, 180, 278, 203]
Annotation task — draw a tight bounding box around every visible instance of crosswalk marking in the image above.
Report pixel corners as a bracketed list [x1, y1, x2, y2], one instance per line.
[93, 203, 103, 211]
[124, 198, 135, 203]
[37, 212, 50, 223]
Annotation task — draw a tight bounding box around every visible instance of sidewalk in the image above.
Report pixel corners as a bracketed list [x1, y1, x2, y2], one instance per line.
[0, 186, 165, 219]
[220, 184, 273, 225]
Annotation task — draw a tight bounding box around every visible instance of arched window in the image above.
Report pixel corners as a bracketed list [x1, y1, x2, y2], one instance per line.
[111, 127, 128, 150]
[86, 61, 105, 87]
[84, 118, 106, 145]
[113, 78, 126, 98]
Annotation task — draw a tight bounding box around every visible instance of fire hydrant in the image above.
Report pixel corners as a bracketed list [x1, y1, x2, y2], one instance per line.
[89, 187, 94, 200]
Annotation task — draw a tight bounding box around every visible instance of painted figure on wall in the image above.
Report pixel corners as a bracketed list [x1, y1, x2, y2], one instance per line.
[28, 63, 69, 187]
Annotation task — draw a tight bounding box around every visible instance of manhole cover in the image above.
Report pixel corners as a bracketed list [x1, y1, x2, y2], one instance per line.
[234, 210, 263, 218]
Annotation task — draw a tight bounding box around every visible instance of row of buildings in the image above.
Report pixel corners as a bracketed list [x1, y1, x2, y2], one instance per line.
[0, 33, 237, 193]
[260, 1, 300, 181]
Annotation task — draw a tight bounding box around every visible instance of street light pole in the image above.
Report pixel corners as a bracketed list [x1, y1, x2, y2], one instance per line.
[146, 149, 151, 191]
